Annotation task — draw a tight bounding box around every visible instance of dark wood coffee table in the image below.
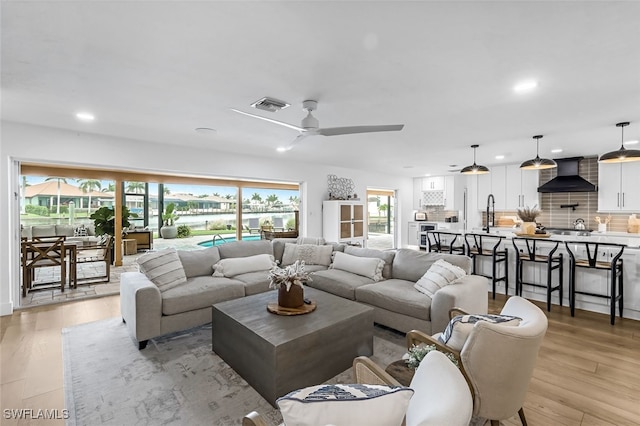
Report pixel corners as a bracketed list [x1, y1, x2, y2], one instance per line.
[211, 287, 374, 406]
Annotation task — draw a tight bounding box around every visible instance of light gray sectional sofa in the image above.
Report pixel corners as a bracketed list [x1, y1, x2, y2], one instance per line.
[120, 238, 488, 349]
[21, 224, 101, 246]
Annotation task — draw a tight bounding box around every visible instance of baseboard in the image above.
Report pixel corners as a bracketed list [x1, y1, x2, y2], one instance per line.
[0, 301, 14, 316]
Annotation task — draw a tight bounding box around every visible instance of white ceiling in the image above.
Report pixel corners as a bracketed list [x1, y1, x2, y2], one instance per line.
[2, 1, 640, 178]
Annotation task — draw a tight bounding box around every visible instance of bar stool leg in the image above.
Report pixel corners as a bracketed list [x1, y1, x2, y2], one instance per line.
[515, 256, 521, 297]
[504, 248, 509, 296]
[546, 259, 553, 312]
[610, 267, 617, 326]
[559, 254, 564, 307]
[618, 260, 624, 318]
[569, 260, 576, 317]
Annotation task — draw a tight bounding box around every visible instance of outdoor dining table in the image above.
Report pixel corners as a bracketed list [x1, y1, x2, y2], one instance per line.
[21, 237, 77, 296]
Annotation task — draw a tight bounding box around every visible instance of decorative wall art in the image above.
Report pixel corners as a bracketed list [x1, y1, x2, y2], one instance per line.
[327, 174, 357, 200]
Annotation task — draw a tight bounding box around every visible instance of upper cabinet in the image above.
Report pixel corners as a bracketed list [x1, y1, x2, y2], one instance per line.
[476, 165, 539, 210]
[505, 164, 540, 209]
[421, 176, 445, 191]
[414, 175, 464, 210]
[598, 162, 640, 212]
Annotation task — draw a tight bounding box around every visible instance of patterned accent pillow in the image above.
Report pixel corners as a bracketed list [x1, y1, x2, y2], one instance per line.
[414, 259, 467, 298]
[212, 253, 276, 277]
[137, 248, 187, 292]
[439, 314, 522, 351]
[277, 384, 413, 426]
[74, 225, 88, 237]
[281, 243, 333, 267]
[330, 251, 385, 282]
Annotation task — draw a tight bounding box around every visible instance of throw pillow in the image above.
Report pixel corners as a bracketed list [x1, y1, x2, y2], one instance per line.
[281, 243, 333, 267]
[277, 384, 413, 426]
[296, 236, 326, 245]
[439, 314, 523, 351]
[137, 248, 187, 292]
[414, 259, 467, 298]
[330, 251, 385, 282]
[212, 253, 276, 277]
[74, 225, 88, 237]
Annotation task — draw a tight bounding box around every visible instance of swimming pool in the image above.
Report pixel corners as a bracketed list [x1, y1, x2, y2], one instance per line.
[197, 235, 261, 247]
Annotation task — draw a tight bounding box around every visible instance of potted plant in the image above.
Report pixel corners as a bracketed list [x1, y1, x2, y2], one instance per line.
[90, 205, 138, 237]
[90, 206, 138, 263]
[268, 260, 312, 308]
[516, 205, 541, 235]
[160, 202, 180, 239]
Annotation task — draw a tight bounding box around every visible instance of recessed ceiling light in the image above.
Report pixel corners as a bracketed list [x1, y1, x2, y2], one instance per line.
[75, 112, 95, 122]
[551, 148, 563, 153]
[195, 127, 217, 135]
[495, 155, 505, 160]
[513, 80, 538, 93]
[276, 146, 291, 152]
[424, 174, 431, 177]
[626, 140, 639, 145]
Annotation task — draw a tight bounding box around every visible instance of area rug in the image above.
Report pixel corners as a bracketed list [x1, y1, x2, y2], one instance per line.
[62, 318, 407, 426]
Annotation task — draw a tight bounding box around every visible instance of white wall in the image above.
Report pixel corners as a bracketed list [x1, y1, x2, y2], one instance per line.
[0, 121, 414, 315]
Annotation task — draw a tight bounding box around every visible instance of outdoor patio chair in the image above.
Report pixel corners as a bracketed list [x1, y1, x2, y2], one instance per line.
[74, 235, 113, 285]
[272, 217, 285, 232]
[21, 236, 67, 296]
[248, 218, 261, 234]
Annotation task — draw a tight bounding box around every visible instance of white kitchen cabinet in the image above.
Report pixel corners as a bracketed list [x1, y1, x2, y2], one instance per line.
[322, 200, 365, 246]
[444, 175, 465, 211]
[407, 221, 419, 246]
[476, 166, 506, 211]
[598, 162, 640, 212]
[421, 176, 445, 191]
[505, 164, 540, 209]
[413, 178, 423, 209]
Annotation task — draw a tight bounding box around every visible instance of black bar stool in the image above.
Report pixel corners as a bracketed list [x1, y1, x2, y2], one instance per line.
[426, 231, 465, 255]
[512, 237, 563, 312]
[464, 233, 508, 299]
[564, 241, 624, 325]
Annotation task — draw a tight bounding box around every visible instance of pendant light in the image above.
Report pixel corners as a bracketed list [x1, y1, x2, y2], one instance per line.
[460, 144, 490, 175]
[520, 135, 557, 170]
[599, 122, 640, 163]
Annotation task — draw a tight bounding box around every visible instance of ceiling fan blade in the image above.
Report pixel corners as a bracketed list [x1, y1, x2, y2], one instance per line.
[230, 108, 304, 132]
[278, 133, 314, 152]
[317, 124, 404, 136]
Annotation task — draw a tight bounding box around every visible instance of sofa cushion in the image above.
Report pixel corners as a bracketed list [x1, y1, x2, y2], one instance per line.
[309, 269, 374, 300]
[356, 279, 432, 321]
[55, 224, 75, 237]
[271, 238, 299, 264]
[281, 243, 333, 267]
[161, 276, 245, 315]
[277, 384, 413, 426]
[217, 240, 273, 259]
[414, 259, 467, 298]
[137, 248, 187, 292]
[438, 314, 522, 351]
[391, 249, 471, 282]
[232, 271, 271, 296]
[344, 246, 395, 279]
[213, 253, 276, 277]
[31, 225, 57, 238]
[331, 251, 385, 282]
[178, 247, 221, 278]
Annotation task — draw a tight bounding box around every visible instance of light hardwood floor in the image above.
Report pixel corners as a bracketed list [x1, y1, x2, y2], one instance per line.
[1, 294, 639, 425]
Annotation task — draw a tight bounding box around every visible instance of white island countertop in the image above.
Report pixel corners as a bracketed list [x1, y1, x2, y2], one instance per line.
[470, 227, 640, 249]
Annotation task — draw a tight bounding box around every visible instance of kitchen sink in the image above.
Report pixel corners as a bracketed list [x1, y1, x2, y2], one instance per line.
[545, 228, 592, 237]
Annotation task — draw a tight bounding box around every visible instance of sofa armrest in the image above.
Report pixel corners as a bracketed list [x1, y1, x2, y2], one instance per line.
[431, 275, 489, 334]
[120, 272, 162, 343]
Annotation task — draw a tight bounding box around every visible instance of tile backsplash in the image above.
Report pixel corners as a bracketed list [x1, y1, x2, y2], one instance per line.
[494, 156, 637, 233]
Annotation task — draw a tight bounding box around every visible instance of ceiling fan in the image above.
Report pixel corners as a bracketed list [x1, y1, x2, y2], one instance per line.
[231, 100, 404, 151]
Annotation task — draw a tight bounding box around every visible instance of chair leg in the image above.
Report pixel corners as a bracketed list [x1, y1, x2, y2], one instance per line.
[559, 254, 564, 307]
[518, 407, 528, 426]
[490, 420, 500, 426]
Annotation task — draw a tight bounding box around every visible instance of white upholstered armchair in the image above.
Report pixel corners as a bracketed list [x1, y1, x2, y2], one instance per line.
[407, 295, 548, 425]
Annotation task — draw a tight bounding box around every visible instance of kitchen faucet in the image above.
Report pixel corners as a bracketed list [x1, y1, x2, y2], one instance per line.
[484, 194, 495, 233]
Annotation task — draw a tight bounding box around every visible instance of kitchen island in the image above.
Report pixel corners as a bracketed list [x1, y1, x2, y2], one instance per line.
[467, 228, 640, 322]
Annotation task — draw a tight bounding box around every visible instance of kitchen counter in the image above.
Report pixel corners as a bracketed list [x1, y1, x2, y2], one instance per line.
[464, 227, 640, 321]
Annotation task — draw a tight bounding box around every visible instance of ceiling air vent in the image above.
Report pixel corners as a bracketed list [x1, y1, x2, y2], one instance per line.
[250, 97, 290, 112]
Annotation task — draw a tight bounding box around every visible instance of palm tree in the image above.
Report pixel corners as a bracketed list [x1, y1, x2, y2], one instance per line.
[126, 182, 145, 194]
[224, 194, 233, 199]
[265, 194, 279, 207]
[77, 179, 102, 215]
[101, 182, 115, 192]
[164, 187, 171, 195]
[45, 177, 67, 215]
[251, 193, 262, 203]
